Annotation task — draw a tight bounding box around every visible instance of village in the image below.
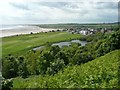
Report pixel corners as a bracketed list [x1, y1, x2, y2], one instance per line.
[67, 27, 113, 35]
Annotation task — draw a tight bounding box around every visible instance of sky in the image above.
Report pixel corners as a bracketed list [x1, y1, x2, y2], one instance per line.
[0, 0, 119, 24]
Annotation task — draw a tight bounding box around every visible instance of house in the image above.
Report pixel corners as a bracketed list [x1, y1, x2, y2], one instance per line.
[67, 27, 112, 36]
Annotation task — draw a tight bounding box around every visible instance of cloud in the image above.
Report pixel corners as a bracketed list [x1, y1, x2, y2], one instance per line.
[95, 2, 117, 9]
[9, 2, 30, 10]
[0, 1, 118, 24]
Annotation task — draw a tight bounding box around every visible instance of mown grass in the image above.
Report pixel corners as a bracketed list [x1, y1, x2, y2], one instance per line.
[12, 49, 120, 88]
[2, 31, 82, 57]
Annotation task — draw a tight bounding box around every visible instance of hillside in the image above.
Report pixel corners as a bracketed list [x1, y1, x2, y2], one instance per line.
[13, 49, 120, 88]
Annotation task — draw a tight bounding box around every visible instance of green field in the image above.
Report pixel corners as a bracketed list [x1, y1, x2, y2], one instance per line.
[37, 23, 118, 29]
[12, 49, 120, 88]
[2, 31, 82, 57]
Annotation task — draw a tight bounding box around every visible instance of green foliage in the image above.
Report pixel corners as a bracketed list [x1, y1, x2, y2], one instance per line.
[73, 52, 93, 65]
[17, 56, 28, 78]
[38, 46, 68, 75]
[107, 30, 120, 50]
[2, 55, 29, 79]
[55, 51, 69, 65]
[12, 50, 120, 88]
[2, 55, 18, 79]
[2, 77, 13, 90]
[47, 58, 65, 75]
[96, 30, 120, 57]
[82, 32, 105, 42]
[50, 45, 60, 56]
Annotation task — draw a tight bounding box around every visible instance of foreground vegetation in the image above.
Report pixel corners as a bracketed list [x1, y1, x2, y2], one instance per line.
[12, 49, 120, 88]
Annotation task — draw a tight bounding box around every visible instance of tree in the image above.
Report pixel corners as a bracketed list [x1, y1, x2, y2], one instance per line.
[55, 51, 69, 65]
[50, 46, 60, 56]
[2, 77, 13, 90]
[107, 31, 120, 50]
[39, 51, 54, 74]
[17, 56, 28, 78]
[2, 55, 18, 79]
[96, 30, 120, 57]
[47, 58, 65, 75]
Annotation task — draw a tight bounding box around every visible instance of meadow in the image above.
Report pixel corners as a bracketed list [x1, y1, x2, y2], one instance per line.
[2, 31, 82, 57]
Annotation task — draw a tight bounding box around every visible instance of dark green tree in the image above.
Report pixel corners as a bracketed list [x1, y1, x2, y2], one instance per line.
[47, 58, 65, 75]
[17, 56, 28, 78]
[2, 77, 13, 90]
[55, 51, 69, 65]
[2, 55, 18, 79]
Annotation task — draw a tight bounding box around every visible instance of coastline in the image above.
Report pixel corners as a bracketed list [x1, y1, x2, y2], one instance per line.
[1, 26, 63, 38]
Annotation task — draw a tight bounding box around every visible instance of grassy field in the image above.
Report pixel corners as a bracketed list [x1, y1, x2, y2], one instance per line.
[37, 23, 118, 29]
[2, 31, 82, 57]
[12, 49, 120, 88]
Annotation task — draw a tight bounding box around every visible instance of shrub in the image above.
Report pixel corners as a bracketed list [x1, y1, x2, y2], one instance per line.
[2, 77, 13, 90]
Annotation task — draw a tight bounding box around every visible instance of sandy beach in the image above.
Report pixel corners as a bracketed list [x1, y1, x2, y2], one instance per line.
[1, 26, 63, 38]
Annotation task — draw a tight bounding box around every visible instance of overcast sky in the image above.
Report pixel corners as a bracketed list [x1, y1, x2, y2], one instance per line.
[0, 0, 119, 24]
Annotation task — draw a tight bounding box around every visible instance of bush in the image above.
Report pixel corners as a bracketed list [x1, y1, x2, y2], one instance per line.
[2, 77, 13, 90]
[47, 58, 65, 75]
[2, 55, 18, 79]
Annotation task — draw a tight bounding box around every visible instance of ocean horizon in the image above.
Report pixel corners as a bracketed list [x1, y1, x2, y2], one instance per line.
[0, 24, 29, 30]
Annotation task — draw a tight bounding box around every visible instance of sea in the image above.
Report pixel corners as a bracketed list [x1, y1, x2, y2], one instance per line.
[0, 24, 36, 37]
[0, 24, 28, 30]
[0, 24, 59, 37]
